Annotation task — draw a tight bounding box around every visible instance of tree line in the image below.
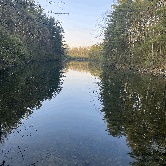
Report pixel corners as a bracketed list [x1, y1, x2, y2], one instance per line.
[103, 0, 166, 70]
[0, 0, 64, 68]
[65, 44, 103, 61]
[65, 45, 90, 60]
[65, 0, 166, 71]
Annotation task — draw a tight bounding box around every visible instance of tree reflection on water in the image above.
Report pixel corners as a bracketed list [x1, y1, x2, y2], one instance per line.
[99, 67, 166, 165]
[0, 62, 63, 144]
[1, 61, 166, 165]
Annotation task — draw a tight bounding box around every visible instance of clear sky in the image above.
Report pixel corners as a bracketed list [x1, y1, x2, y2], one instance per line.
[37, 0, 115, 47]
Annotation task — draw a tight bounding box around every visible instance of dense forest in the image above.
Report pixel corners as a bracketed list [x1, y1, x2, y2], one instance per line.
[0, 0, 64, 69]
[65, 0, 166, 72]
[65, 44, 103, 62]
[65, 45, 90, 60]
[1, 0, 165, 72]
[103, 0, 166, 71]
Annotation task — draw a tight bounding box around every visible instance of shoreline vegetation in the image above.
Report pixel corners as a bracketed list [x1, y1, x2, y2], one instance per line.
[65, 0, 166, 78]
[65, 43, 166, 78]
[1, 0, 166, 79]
[64, 44, 103, 62]
[103, 0, 166, 73]
[0, 0, 64, 69]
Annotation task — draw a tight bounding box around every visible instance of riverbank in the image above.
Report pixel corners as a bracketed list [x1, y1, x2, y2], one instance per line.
[113, 64, 166, 79]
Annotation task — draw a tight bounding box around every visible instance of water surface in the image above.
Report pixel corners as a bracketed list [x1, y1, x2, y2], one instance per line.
[0, 61, 165, 165]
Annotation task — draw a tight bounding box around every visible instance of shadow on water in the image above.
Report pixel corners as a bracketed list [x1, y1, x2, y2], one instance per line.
[0, 62, 63, 145]
[99, 67, 166, 165]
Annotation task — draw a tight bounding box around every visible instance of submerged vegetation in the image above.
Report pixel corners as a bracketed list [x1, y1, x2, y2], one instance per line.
[0, 0, 165, 73]
[0, 0, 64, 68]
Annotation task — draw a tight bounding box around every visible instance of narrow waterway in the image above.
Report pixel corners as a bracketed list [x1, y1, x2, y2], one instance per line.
[0, 61, 165, 165]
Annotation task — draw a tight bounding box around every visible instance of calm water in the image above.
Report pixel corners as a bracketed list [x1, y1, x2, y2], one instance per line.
[0, 61, 165, 165]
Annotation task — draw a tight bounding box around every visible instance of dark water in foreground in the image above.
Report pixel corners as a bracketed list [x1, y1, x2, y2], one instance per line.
[0, 61, 166, 166]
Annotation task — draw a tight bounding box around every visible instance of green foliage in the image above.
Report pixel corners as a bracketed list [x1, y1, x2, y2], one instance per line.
[65, 44, 104, 63]
[67, 46, 90, 59]
[89, 44, 103, 62]
[0, 0, 64, 68]
[103, 0, 166, 70]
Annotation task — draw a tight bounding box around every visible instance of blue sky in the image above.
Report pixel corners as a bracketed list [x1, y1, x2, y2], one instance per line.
[37, 0, 115, 47]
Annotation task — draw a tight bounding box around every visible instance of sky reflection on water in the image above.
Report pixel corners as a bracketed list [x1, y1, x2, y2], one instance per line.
[0, 66, 133, 166]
